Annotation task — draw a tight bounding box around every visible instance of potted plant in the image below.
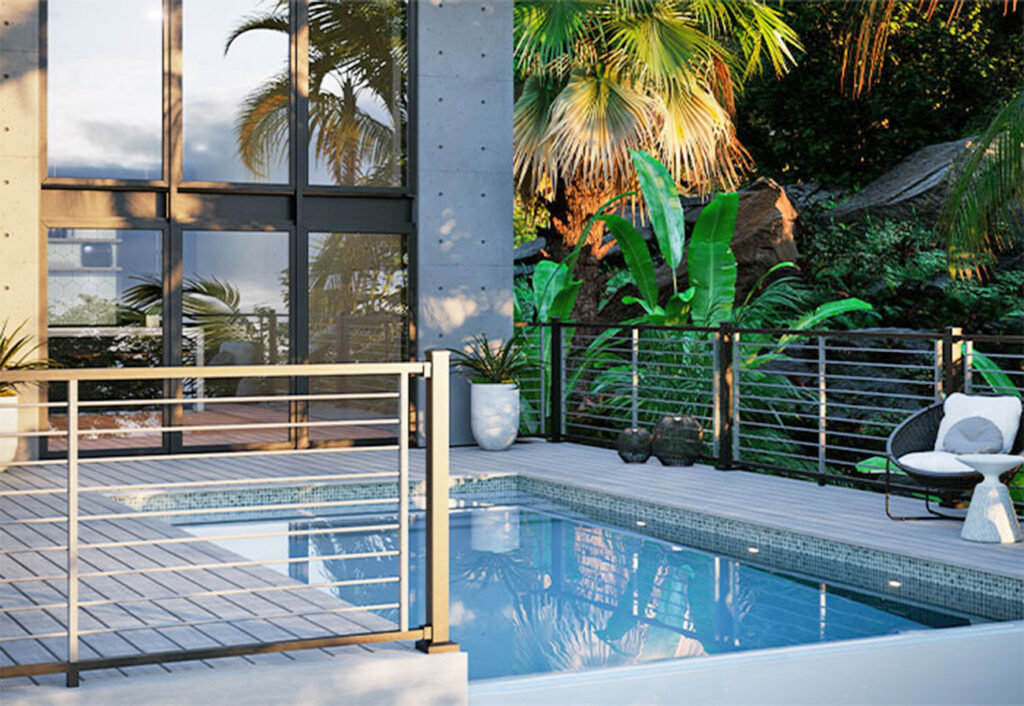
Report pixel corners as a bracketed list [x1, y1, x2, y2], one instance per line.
[1, 321, 50, 472]
[452, 333, 528, 451]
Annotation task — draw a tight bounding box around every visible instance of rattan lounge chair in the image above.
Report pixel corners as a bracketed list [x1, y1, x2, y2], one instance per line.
[885, 395, 1024, 520]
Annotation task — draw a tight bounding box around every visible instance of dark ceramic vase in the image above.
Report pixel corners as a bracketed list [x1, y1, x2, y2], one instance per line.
[616, 427, 652, 463]
[651, 415, 703, 466]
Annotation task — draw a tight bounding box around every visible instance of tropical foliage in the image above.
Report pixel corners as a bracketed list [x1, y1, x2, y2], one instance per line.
[0, 321, 51, 396]
[938, 86, 1024, 274]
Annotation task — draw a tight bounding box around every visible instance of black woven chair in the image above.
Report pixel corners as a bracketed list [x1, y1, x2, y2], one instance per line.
[885, 399, 1024, 520]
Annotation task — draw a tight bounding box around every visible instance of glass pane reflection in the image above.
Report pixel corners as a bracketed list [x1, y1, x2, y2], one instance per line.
[308, 0, 408, 187]
[183, 0, 289, 183]
[308, 232, 407, 443]
[182, 231, 290, 446]
[47, 228, 164, 451]
[47, 0, 162, 179]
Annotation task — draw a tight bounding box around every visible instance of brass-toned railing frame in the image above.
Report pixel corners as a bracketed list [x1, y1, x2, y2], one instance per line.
[0, 352, 456, 687]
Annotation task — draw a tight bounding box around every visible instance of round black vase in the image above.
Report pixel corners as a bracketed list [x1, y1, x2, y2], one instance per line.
[652, 415, 703, 466]
[616, 427, 652, 463]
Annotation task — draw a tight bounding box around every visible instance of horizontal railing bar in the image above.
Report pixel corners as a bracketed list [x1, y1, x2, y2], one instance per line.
[75, 391, 401, 408]
[0, 401, 68, 409]
[819, 388, 935, 401]
[0, 361, 430, 384]
[0, 458, 68, 469]
[81, 472, 399, 494]
[0, 630, 68, 643]
[819, 346, 933, 356]
[0, 486, 66, 497]
[822, 358, 935, 370]
[76, 603, 402, 638]
[0, 628, 429, 680]
[735, 406, 899, 427]
[79, 576, 401, 609]
[82, 522, 399, 551]
[1, 601, 69, 613]
[78, 497, 400, 523]
[73, 418, 399, 436]
[76, 443, 400, 466]
[0, 574, 67, 584]
[0, 429, 67, 439]
[78, 549, 400, 579]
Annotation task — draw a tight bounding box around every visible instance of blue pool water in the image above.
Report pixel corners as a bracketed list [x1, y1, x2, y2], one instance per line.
[186, 501, 973, 680]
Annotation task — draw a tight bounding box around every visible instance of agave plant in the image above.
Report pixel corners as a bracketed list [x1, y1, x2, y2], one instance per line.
[0, 321, 52, 396]
[452, 334, 530, 386]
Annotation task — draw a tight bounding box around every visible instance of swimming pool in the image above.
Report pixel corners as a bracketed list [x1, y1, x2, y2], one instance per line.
[184, 498, 976, 680]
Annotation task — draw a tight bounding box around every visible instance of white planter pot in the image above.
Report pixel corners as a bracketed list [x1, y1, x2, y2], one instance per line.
[0, 395, 18, 472]
[470, 383, 519, 451]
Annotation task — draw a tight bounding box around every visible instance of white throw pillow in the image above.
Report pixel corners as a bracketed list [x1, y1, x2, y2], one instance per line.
[934, 393, 1021, 454]
[899, 451, 975, 474]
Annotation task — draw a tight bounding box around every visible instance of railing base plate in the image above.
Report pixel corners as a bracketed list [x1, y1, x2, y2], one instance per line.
[415, 640, 460, 654]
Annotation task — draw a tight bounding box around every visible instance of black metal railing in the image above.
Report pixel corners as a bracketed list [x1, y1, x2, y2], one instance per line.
[517, 320, 1024, 513]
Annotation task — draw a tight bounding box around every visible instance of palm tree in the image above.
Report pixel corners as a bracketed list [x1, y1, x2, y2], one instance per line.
[513, 0, 801, 319]
[937, 86, 1024, 276]
[227, 0, 407, 185]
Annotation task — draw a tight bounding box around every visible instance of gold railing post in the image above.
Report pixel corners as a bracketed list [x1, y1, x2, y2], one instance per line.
[416, 350, 458, 654]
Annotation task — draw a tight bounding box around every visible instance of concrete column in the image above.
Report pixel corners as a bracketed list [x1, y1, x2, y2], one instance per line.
[414, 0, 514, 445]
[0, 0, 43, 447]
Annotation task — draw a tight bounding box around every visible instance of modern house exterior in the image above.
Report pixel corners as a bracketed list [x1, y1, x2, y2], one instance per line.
[0, 0, 514, 446]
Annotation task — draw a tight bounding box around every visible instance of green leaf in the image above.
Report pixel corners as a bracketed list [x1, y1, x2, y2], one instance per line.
[664, 288, 695, 325]
[970, 349, 1021, 398]
[622, 296, 663, 317]
[598, 214, 658, 306]
[786, 297, 873, 332]
[688, 192, 739, 327]
[532, 260, 578, 322]
[630, 150, 686, 271]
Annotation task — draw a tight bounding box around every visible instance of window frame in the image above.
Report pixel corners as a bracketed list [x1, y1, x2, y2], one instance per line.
[38, 0, 418, 457]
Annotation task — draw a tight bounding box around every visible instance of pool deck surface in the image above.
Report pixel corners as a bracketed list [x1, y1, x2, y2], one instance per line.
[2, 439, 1022, 694]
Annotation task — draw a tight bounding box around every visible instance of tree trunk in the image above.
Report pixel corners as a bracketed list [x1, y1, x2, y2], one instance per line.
[536, 178, 617, 321]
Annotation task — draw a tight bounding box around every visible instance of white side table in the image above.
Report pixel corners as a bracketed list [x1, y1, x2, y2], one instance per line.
[956, 454, 1023, 544]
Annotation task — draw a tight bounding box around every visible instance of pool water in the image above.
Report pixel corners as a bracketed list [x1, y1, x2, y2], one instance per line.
[186, 502, 974, 680]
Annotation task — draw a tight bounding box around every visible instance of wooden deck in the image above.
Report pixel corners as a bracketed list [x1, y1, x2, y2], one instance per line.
[2, 440, 1021, 690]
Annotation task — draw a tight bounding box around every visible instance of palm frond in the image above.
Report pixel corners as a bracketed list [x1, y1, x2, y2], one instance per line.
[235, 72, 290, 179]
[544, 67, 657, 187]
[937, 86, 1024, 276]
[514, 0, 602, 80]
[0, 320, 52, 395]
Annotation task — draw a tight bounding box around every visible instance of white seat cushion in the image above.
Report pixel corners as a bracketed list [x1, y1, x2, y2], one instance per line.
[899, 451, 975, 474]
[934, 393, 1022, 454]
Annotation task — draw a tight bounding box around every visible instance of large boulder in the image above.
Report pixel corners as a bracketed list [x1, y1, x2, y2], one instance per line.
[729, 178, 802, 298]
[824, 137, 971, 226]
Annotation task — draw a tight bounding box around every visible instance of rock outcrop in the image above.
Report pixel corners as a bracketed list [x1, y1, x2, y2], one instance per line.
[823, 137, 971, 225]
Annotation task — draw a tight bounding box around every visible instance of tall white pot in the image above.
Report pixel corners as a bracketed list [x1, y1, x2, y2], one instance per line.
[0, 395, 18, 472]
[470, 383, 519, 451]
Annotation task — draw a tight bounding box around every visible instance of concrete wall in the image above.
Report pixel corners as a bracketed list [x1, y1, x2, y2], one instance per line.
[0, 0, 43, 445]
[470, 621, 1024, 706]
[414, 0, 514, 445]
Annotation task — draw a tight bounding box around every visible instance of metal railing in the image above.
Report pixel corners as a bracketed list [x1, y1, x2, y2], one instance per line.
[518, 320, 1024, 511]
[0, 352, 456, 687]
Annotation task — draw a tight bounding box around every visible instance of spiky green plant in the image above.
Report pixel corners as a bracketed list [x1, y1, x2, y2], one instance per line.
[452, 334, 530, 386]
[0, 321, 52, 396]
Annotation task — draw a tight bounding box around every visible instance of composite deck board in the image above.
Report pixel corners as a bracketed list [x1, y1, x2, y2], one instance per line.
[2, 439, 1020, 688]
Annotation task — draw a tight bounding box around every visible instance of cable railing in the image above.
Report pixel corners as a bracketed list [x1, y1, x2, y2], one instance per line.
[0, 353, 456, 687]
[518, 320, 1024, 512]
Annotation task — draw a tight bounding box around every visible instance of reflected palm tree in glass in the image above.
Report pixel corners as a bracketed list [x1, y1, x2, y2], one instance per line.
[227, 0, 406, 186]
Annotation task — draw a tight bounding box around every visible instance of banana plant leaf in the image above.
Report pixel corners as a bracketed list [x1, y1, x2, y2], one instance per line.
[597, 214, 659, 306]
[630, 149, 685, 273]
[688, 192, 739, 328]
[969, 349, 1021, 398]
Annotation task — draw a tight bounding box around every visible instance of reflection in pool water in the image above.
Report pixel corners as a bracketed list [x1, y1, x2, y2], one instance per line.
[187, 505, 972, 680]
